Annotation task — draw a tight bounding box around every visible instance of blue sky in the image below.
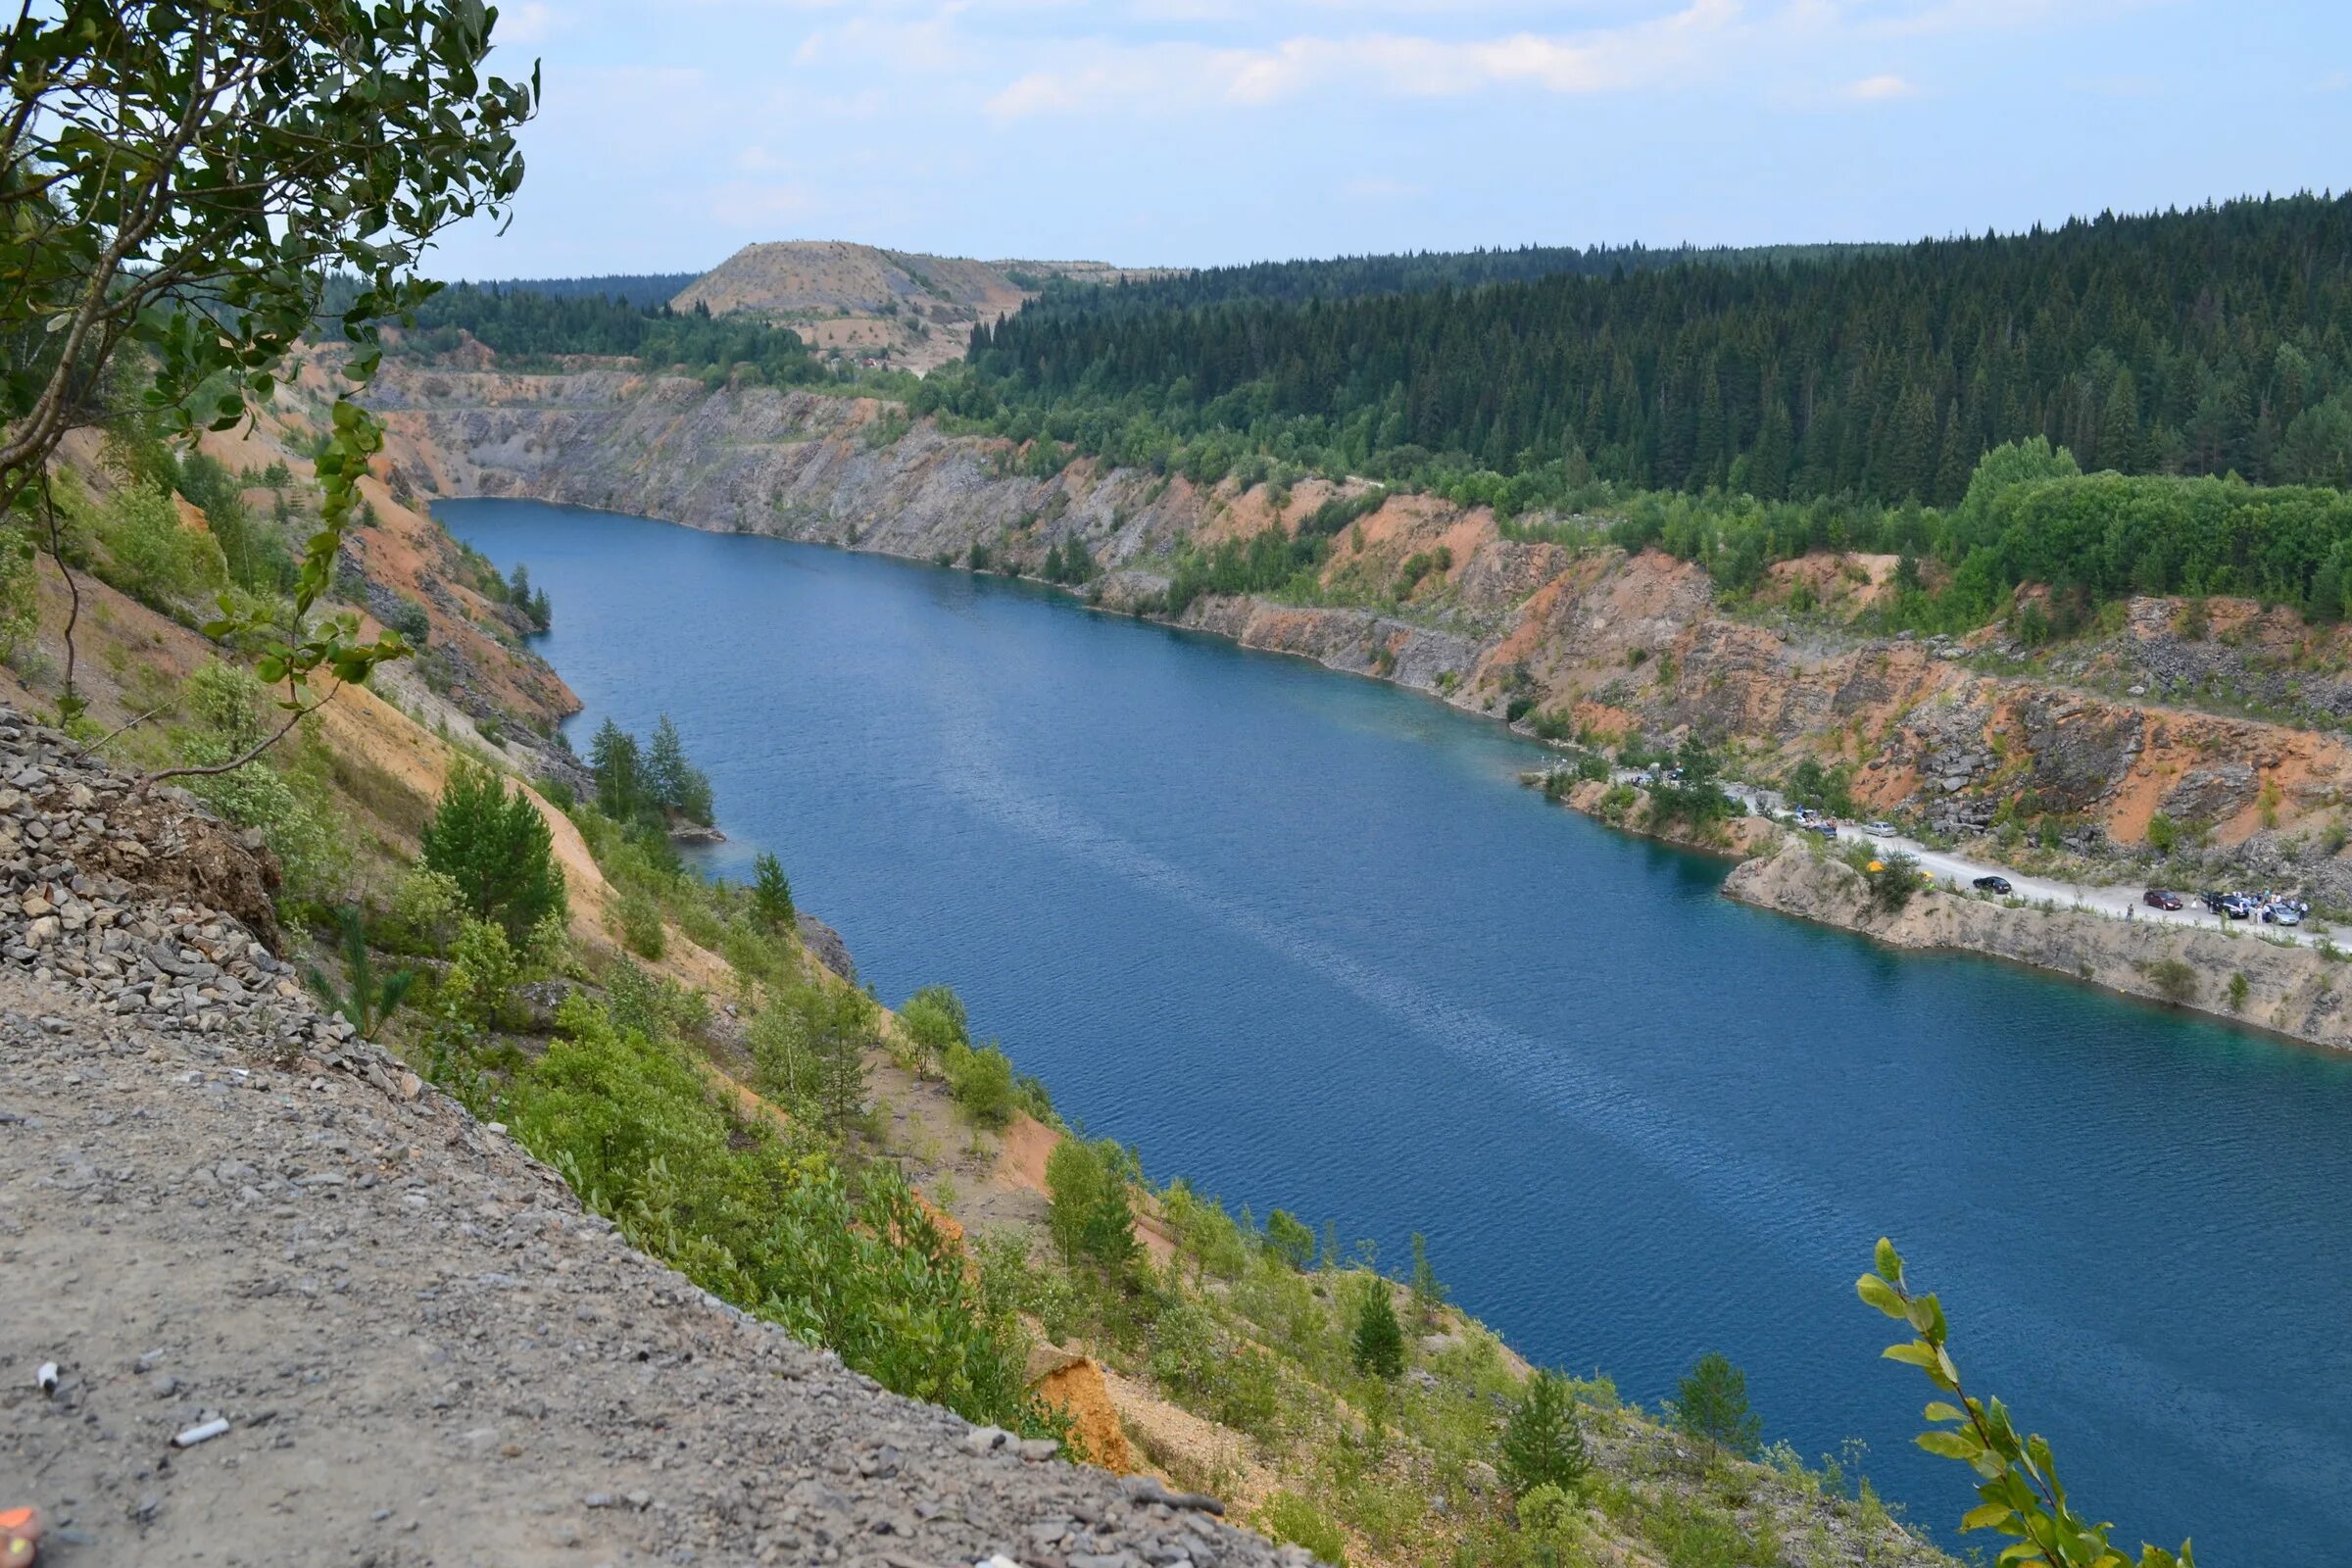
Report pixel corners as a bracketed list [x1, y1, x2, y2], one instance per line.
[433, 0, 2352, 277]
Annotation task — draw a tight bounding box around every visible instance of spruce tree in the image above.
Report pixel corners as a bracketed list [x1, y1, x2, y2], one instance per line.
[1499, 1370, 1591, 1497]
[1350, 1282, 1405, 1381]
[1675, 1351, 1763, 1459]
[751, 852, 795, 930]
[645, 714, 713, 823]
[419, 762, 568, 943]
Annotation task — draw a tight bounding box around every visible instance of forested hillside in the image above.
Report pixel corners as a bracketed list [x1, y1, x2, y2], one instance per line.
[449, 272, 703, 306]
[1014, 239, 1884, 318]
[368, 281, 836, 385]
[948, 194, 2352, 506]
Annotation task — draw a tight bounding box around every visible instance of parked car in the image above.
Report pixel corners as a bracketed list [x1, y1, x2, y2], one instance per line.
[1809, 821, 1838, 837]
[1973, 875, 2013, 895]
[2218, 895, 2256, 919]
[2264, 903, 2303, 926]
[1864, 820, 1897, 836]
[2143, 889, 2183, 910]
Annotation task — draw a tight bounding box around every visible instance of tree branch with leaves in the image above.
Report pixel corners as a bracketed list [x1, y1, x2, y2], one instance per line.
[1859, 1238, 2194, 1568]
[2, 0, 538, 739]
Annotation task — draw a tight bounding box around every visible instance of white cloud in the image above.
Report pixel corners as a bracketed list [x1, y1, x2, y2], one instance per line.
[987, 0, 1740, 119]
[1845, 72, 1916, 100]
[1854, 0, 2163, 37]
[498, 1, 565, 44]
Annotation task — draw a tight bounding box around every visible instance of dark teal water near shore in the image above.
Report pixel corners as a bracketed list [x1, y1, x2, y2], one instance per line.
[443, 498, 2352, 1564]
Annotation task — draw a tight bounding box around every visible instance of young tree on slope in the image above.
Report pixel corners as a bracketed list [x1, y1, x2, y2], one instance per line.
[419, 762, 568, 944]
[647, 713, 714, 825]
[1350, 1280, 1405, 1381]
[0, 2, 536, 743]
[1675, 1350, 1762, 1459]
[751, 852, 796, 932]
[1499, 1369, 1592, 1498]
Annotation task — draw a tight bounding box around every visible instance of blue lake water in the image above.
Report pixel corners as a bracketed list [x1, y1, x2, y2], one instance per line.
[442, 497, 2352, 1565]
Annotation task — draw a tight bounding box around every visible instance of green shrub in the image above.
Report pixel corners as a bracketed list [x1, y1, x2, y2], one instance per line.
[899, 983, 969, 1064]
[383, 594, 431, 645]
[172, 662, 350, 909]
[93, 482, 225, 611]
[617, 889, 666, 959]
[442, 916, 519, 1031]
[746, 973, 875, 1130]
[1258, 1493, 1347, 1565]
[942, 1039, 1016, 1127]
[2141, 956, 2198, 1004]
[385, 865, 466, 957]
[1857, 848, 1924, 912]
[493, 991, 1042, 1431]
[1047, 1137, 1139, 1275]
[1265, 1208, 1318, 1270]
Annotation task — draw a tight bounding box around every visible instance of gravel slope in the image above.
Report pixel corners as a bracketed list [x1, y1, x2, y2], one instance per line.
[0, 711, 1298, 1568]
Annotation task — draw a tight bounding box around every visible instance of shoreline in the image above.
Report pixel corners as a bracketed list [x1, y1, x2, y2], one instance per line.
[436, 491, 2352, 1055]
[1531, 776, 2352, 1053]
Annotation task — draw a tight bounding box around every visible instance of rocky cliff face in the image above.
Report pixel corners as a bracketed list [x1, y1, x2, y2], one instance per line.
[368, 363, 2352, 905]
[1725, 841, 2352, 1049]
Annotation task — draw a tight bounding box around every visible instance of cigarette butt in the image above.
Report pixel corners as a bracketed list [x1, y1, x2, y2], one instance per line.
[172, 1417, 230, 1448]
[33, 1364, 56, 1395]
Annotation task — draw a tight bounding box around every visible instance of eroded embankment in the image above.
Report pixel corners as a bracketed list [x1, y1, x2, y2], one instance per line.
[1723, 839, 2352, 1049]
[0, 708, 1302, 1568]
[369, 363, 2352, 1054]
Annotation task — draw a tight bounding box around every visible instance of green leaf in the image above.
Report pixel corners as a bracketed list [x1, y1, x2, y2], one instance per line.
[1960, 1500, 2016, 1532]
[1917, 1430, 1984, 1460]
[1857, 1273, 1906, 1317]
[1874, 1237, 1903, 1281]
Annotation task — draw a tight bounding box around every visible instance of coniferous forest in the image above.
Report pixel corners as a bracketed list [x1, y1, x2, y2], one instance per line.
[944, 194, 2352, 506]
[1014, 238, 1886, 318]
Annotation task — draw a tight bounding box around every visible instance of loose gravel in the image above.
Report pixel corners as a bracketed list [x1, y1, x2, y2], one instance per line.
[0, 710, 1303, 1568]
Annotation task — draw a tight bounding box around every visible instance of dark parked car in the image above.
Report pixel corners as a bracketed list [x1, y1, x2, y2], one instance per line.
[2218, 895, 2256, 919]
[2143, 889, 2183, 910]
[1973, 875, 2013, 895]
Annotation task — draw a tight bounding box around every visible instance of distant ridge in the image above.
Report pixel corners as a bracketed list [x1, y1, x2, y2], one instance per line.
[671, 241, 1173, 373]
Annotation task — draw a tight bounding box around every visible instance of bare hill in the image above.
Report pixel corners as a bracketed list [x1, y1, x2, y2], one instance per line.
[671, 241, 1171, 374]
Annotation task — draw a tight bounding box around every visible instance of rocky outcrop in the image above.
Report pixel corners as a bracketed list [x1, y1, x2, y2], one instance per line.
[1724, 841, 2352, 1049]
[0, 709, 1303, 1567]
[797, 911, 857, 983]
[368, 362, 2352, 898]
